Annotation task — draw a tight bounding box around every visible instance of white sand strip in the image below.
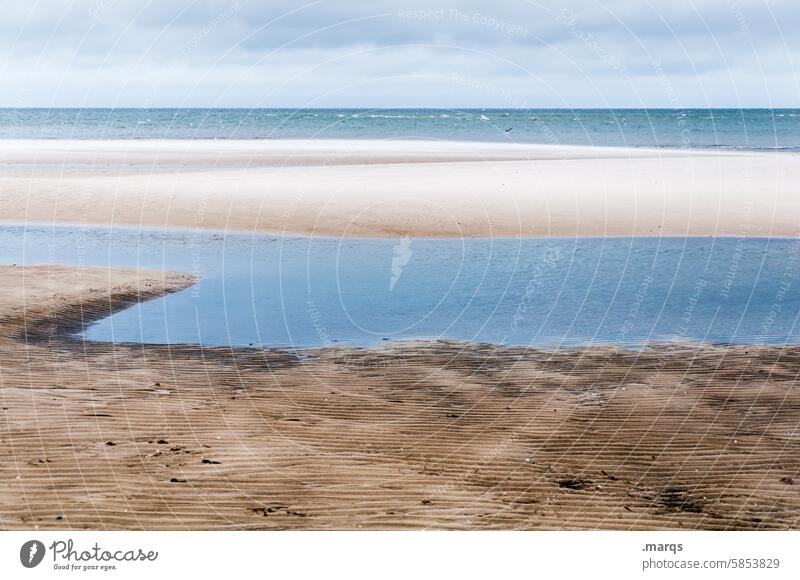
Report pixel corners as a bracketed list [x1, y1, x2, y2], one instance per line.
[1, 139, 797, 238]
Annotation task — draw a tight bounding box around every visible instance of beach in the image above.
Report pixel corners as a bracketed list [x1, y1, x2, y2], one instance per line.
[2, 139, 800, 531]
[1, 264, 799, 530]
[2, 139, 800, 238]
[4, 0, 800, 572]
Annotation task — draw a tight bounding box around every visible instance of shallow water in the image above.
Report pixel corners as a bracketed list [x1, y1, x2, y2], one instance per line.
[3, 225, 800, 349]
[1, 108, 800, 150]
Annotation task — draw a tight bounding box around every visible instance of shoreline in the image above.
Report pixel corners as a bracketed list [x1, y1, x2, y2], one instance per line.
[3, 219, 796, 241]
[2, 264, 799, 530]
[2, 139, 799, 238]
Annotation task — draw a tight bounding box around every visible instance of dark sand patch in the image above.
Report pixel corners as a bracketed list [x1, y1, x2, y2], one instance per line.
[1, 265, 799, 530]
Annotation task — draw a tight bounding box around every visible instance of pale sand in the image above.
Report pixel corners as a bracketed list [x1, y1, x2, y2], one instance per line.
[2, 265, 799, 530]
[2, 139, 798, 237]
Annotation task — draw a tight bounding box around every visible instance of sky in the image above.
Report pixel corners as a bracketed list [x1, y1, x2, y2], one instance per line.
[0, 0, 797, 108]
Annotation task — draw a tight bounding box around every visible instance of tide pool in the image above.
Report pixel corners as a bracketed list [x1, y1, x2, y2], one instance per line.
[2, 225, 799, 349]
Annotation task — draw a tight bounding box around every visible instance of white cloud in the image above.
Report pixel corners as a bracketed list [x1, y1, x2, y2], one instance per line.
[0, 0, 797, 107]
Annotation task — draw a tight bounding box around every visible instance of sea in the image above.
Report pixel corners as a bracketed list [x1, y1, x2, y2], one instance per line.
[1, 108, 799, 150]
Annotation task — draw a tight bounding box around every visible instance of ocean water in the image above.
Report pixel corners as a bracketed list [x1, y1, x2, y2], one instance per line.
[1, 108, 799, 150]
[3, 225, 800, 349]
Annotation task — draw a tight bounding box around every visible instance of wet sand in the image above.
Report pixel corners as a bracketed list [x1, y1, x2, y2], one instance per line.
[2, 139, 800, 237]
[1, 264, 799, 530]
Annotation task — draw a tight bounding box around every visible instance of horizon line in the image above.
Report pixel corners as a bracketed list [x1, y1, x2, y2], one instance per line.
[1, 106, 798, 111]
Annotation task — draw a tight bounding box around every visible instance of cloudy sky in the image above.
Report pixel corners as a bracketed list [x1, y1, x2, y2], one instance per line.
[0, 0, 797, 108]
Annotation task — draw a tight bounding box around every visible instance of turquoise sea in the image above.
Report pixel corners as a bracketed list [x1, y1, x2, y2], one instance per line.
[1, 108, 799, 150]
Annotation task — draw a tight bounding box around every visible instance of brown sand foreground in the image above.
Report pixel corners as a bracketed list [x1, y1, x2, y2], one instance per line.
[1, 264, 799, 530]
[3, 139, 800, 237]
